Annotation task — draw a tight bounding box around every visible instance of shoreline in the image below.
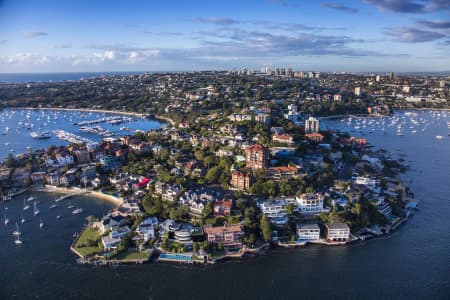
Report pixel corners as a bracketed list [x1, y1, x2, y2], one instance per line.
[21, 106, 147, 118]
[32, 185, 123, 207]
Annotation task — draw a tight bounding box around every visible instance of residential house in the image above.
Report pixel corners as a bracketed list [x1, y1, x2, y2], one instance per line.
[214, 199, 233, 216]
[296, 193, 324, 214]
[204, 224, 244, 247]
[297, 224, 321, 241]
[326, 223, 350, 242]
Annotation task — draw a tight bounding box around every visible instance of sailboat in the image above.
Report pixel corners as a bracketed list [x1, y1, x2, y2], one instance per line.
[50, 203, 57, 209]
[14, 235, 23, 245]
[4, 214, 9, 225]
[67, 201, 74, 209]
[21, 215, 26, 224]
[13, 222, 21, 236]
[39, 218, 44, 229]
[26, 196, 35, 202]
[34, 202, 40, 216]
[23, 199, 30, 211]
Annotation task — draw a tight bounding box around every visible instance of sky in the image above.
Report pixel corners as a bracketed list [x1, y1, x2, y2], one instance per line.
[0, 0, 449, 73]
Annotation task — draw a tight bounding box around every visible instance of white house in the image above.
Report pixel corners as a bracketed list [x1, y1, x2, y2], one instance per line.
[297, 224, 321, 241]
[258, 199, 288, 225]
[326, 223, 350, 241]
[296, 193, 324, 214]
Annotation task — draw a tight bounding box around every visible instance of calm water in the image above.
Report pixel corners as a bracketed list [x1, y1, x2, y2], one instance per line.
[0, 109, 164, 160]
[0, 110, 449, 299]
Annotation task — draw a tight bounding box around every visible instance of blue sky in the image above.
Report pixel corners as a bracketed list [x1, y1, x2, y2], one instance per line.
[0, 0, 449, 72]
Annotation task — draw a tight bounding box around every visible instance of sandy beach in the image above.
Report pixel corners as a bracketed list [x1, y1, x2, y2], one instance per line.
[32, 185, 123, 206]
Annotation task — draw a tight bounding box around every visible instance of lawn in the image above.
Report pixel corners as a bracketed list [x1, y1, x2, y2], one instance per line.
[73, 227, 102, 257]
[112, 249, 151, 260]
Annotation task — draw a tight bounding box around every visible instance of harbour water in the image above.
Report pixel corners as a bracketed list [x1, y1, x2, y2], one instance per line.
[0, 110, 449, 299]
[0, 109, 165, 160]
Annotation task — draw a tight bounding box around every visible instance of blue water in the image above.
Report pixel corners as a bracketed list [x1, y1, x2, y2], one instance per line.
[0, 109, 165, 160]
[0, 110, 449, 299]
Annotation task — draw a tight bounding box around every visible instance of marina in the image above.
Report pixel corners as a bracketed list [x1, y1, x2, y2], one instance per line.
[0, 108, 164, 160]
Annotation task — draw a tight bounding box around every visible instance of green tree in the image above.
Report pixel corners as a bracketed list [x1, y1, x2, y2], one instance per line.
[260, 214, 272, 242]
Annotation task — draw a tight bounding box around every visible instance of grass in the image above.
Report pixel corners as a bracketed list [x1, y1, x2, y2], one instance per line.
[73, 227, 102, 257]
[112, 249, 151, 260]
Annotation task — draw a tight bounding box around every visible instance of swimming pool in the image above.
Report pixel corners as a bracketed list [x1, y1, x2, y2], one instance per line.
[159, 253, 192, 261]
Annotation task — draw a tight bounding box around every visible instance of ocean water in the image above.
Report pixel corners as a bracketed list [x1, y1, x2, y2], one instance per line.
[0, 110, 449, 299]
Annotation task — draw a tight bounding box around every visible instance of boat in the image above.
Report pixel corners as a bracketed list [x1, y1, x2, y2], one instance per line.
[21, 215, 26, 224]
[39, 219, 44, 229]
[13, 222, 21, 236]
[4, 214, 9, 225]
[14, 236, 23, 245]
[30, 131, 51, 139]
[26, 196, 35, 202]
[67, 201, 74, 209]
[436, 135, 444, 140]
[50, 203, 57, 209]
[23, 199, 30, 211]
[33, 202, 40, 216]
[56, 215, 62, 219]
[72, 208, 83, 215]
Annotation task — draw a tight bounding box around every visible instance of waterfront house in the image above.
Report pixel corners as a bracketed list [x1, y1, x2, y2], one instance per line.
[30, 171, 46, 183]
[45, 172, 60, 186]
[204, 224, 244, 247]
[136, 217, 158, 242]
[101, 235, 121, 250]
[97, 215, 127, 234]
[258, 199, 288, 225]
[296, 193, 324, 214]
[326, 223, 350, 242]
[297, 224, 321, 241]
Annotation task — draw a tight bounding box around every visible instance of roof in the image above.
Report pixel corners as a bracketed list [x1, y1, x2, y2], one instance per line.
[204, 224, 243, 235]
[246, 144, 267, 151]
[327, 223, 349, 230]
[297, 223, 320, 230]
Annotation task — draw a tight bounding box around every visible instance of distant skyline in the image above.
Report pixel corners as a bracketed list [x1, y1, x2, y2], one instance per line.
[0, 0, 449, 73]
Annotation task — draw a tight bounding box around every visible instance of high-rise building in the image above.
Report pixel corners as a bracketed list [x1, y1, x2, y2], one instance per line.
[245, 144, 269, 170]
[354, 87, 361, 96]
[439, 80, 446, 88]
[305, 117, 320, 134]
[375, 75, 381, 82]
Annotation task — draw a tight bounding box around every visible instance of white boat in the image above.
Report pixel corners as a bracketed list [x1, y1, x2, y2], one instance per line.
[13, 222, 21, 236]
[436, 135, 444, 140]
[67, 202, 74, 209]
[34, 202, 40, 216]
[72, 208, 83, 215]
[39, 218, 44, 229]
[23, 199, 30, 211]
[50, 203, 57, 209]
[14, 236, 23, 245]
[4, 214, 9, 225]
[30, 131, 51, 139]
[21, 215, 26, 224]
[56, 215, 62, 219]
[26, 196, 35, 202]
